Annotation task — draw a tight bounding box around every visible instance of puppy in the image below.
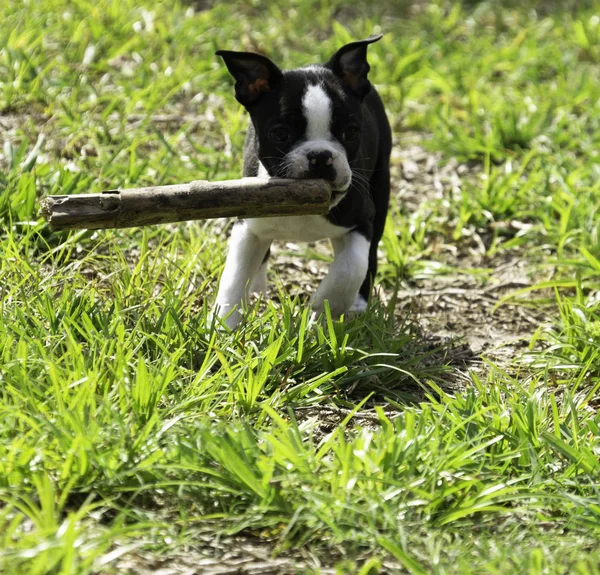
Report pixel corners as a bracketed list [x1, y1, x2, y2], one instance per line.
[214, 35, 391, 329]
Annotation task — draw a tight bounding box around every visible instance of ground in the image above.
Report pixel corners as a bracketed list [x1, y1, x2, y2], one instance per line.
[1, 1, 600, 574]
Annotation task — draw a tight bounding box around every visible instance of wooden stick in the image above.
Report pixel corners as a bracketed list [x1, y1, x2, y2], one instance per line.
[39, 178, 332, 231]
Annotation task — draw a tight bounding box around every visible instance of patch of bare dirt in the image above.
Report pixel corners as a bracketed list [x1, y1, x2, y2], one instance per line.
[114, 536, 333, 575]
[112, 530, 402, 575]
[390, 135, 551, 363]
[394, 259, 546, 360]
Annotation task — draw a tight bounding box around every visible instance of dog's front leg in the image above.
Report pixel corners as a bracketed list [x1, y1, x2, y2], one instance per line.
[215, 221, 271, 329]
[312, 231, 370, 319]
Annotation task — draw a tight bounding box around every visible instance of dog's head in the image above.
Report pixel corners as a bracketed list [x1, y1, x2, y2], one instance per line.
[217, 35, 382, 206]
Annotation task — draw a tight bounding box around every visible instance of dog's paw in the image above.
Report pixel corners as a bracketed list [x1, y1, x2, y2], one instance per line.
[249, 270, 268, 294]
[210, 304, 243, 330]
[310, 296, 352, 321]
[348, 295, 368, 314]
[311, 294, 367, 322]
[311, 298, 339, 320]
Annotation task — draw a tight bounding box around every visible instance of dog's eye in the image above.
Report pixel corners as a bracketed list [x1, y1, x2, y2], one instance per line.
[342, 126, 360, 142]
[269, 126, 292, 144]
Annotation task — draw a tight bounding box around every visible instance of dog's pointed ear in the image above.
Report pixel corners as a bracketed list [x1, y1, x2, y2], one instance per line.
[326, 34, 383, 100]
[216, 50, 283, 107]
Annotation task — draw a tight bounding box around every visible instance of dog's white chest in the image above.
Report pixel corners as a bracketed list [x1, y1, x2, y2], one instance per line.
[248, 164, 350, 241]
[245, 215, 349, 242]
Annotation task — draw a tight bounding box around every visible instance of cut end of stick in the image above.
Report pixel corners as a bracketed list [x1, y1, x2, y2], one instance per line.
[38, 198, 53, 221]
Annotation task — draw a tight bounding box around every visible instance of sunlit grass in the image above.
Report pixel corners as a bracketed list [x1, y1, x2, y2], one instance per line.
[1, 0, 600, 573]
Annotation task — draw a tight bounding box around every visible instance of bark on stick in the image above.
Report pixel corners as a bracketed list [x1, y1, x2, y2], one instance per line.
[39, 178, 332, 231]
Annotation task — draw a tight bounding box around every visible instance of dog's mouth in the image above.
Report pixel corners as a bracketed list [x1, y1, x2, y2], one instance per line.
[329, 187, 348, 207]
[279, 168, 350, 206]
[329, 176, 351, 204]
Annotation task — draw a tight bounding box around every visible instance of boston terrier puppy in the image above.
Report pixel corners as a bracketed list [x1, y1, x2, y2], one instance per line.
[214, 35, 391, 329]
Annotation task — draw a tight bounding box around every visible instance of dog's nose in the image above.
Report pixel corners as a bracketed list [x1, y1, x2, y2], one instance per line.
[306, 150, 335, 180]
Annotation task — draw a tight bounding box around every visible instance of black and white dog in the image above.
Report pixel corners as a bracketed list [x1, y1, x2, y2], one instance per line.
[214, 35, 391, 329]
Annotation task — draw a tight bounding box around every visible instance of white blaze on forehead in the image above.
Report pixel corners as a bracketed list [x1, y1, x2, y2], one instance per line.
[302, 84, 332, 140]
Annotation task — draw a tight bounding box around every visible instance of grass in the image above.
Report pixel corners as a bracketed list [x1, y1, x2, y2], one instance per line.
[1, 0, 600, 573]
